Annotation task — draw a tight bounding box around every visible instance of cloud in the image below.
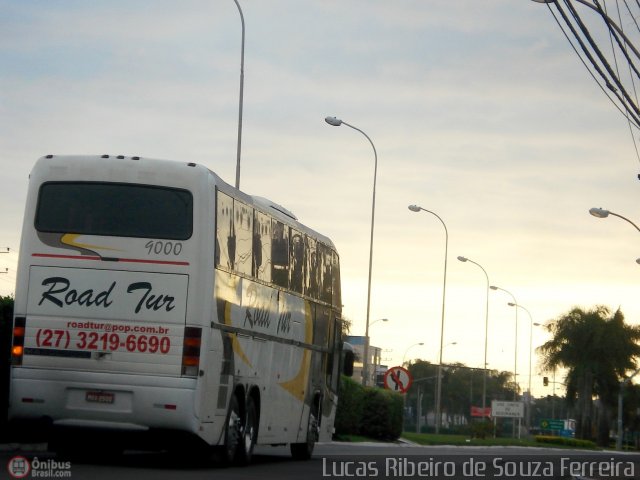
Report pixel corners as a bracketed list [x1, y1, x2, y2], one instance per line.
[2, 2, 639, 382]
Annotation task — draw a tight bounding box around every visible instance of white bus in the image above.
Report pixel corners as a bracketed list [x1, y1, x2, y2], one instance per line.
[9, 154, 352, 463]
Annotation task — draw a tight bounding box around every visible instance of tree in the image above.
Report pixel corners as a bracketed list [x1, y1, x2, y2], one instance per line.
[340, 316, 352, 341]
[405, 360, 518, 434]
[537, 306, 640, 445]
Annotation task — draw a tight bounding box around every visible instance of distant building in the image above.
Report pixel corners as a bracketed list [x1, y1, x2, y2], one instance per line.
[375, 364, 388, 388]
[345, 335, 382, 386]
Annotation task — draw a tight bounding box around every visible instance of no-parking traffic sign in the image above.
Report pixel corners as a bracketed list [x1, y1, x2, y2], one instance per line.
[383, 366, 413, 393]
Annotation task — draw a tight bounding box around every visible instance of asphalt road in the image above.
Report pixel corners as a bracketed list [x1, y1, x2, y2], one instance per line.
[2, 441, 640, 480]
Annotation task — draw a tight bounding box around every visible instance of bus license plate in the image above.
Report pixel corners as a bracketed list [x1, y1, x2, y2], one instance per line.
[86, 391, 115, 404]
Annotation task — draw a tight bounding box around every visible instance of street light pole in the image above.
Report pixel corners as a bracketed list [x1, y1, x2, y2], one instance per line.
[589, 206, 640, 447]
[325, 116, 378, 386]
[436, 341, 457, 360]
[588, 207, 640, 447]
[408, 204, 449, 434]
[510, 302, 534, 431]
[411, 375, 438, 434]
[232, 0, 245, 190]
[402, 342, 424, 366]
[369, 318, 389, 385]
[589, 207, 640, 232]
[491, 286, 519, 438]
[490, 286, 518, 402]
[369, 318, 389, 327]
[457, 256, 490, 415]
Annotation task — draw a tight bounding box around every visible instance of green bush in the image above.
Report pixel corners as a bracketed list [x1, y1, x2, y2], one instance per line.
[334, 376, 365, 436]
[470, 420, 494, 439]
[535, 435, 597, 449]
[335, 376, 403, 441]
[361, 388, 403, 440]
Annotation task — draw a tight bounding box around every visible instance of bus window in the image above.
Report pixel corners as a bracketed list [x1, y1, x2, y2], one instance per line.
[289, 228, 304, 294]
[234, 200, 253, 276]
[253, 211, 272, 283]
[305, 236, 318, 299]
[271, 220, 289, 288]
[318, 243, 332, 305]
[36, 182, 192, 240]
[332, 250, 341, 309]
[313, 304, 330, 347]
[216, 191, 235, 271]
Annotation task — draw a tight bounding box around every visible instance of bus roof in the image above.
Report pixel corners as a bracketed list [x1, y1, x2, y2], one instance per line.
[32, 154, 337, 252]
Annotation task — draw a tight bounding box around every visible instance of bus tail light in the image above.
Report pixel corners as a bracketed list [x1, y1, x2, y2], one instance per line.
[12, 317, 26, 366]
[181, 326, 202, 377]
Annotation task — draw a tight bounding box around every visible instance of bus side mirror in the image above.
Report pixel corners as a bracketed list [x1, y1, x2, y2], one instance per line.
[342, 342, 354, 377]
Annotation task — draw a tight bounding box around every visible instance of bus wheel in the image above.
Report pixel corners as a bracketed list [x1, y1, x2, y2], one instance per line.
[218, 393, 243, 465]
[236, 395, 258, 465]
[290, 402, 319, 460]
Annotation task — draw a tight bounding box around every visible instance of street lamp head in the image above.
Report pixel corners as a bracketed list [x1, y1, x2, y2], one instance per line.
[489, 285, 498, 291]
[371, 317, 389, 326]
[324, 116, 343, 127]
[508, 302, 516, 307]
[408, 204, 422, 213]
[589, 207, 610, 219]
[457, 256, 468, 262]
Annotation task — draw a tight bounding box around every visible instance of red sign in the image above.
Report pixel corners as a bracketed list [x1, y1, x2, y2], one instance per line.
[470, 406, 492, 418]
[383, 366, 413, 393]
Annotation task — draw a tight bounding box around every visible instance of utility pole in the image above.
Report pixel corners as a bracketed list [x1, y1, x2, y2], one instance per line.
[617, 367, 640, 450]
[1, 248, 8, 275]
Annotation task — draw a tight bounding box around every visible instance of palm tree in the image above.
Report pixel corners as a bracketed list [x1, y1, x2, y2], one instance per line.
[537, 306, 640, 444]
[340, 316, 352, 341]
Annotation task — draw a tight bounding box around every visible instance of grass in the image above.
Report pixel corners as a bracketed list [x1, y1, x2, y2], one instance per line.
[402, 432, 539, 447]
[400, 432, 600, 450]
[334, 432, 602, 450]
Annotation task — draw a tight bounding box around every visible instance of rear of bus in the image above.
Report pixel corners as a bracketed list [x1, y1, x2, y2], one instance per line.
[8, 155, 212, 450]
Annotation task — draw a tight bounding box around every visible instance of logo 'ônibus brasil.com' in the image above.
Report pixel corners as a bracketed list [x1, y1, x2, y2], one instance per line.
[7, 456, 72, 478]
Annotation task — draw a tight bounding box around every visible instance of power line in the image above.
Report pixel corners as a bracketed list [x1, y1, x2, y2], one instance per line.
[541, 0, 640, 170]
[546, 3, 634, 123]
[608, 0, 640, 163]
[564, 0, 640, 124]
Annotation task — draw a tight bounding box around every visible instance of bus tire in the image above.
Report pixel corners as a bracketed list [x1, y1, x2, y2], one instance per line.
[290, 401, 319, 460]
[236, 394, 258, 465]
[217, 393, 243, 465]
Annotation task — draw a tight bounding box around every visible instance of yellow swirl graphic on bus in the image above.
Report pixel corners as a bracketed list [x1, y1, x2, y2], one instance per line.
[278, 301, 312, 402]
[61, 233, 122, 254]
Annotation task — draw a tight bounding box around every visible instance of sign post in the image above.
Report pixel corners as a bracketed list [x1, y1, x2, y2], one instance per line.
[491, 400, 524, 419]
[491, 400, 524, 439]
[383, 366, 413, 394]
[540, 418, 564, 431]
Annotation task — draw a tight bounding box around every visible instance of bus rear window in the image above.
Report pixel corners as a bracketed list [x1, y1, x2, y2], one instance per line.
[35, 182, 193, 240]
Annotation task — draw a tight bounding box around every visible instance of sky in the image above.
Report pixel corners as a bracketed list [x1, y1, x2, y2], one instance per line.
[1, 0, 639, 398]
